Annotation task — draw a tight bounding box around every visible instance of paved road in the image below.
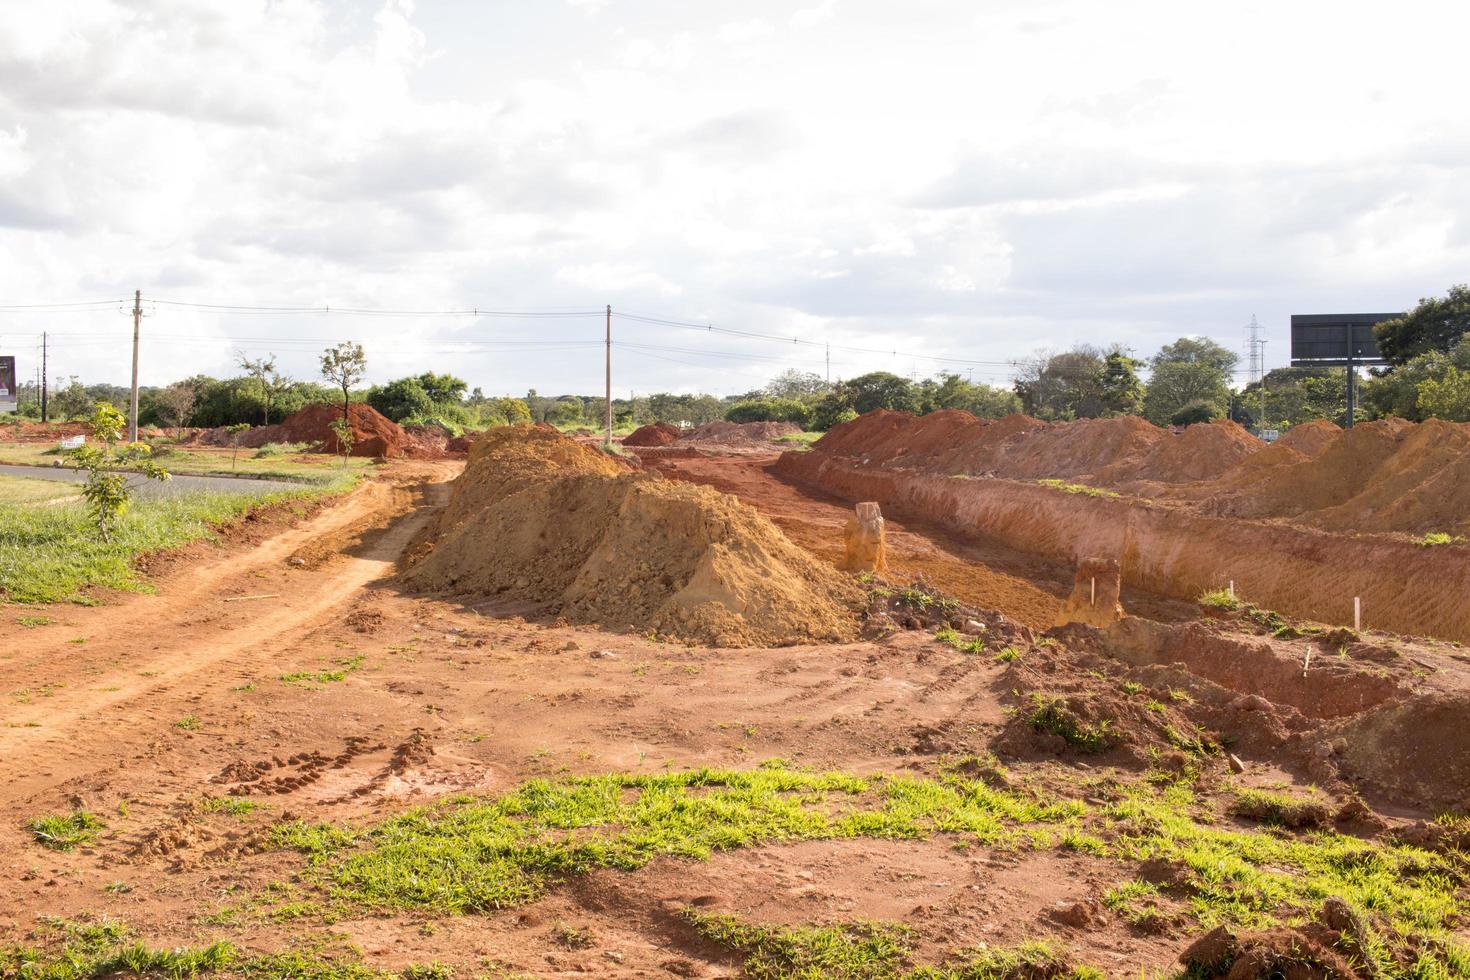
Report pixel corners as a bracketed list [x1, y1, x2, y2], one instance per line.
[0, 463, 306, 500]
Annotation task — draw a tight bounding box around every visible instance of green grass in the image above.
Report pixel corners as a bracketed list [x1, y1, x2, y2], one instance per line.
[0, 917, 449, 980]
[1025, 694, 1118, 753]
[0, 475, 355, 603]
[270, 763, 1083, 915]
[281, 655, 365, 686]
[683, 911, 1101, 980]
[0, 442, 371, 483]
[199, 797, 261, 817]
[993, 646, 1023, 664]
[27, 809, 105, 851]
[1034, 479, 1120, 499]
[1415, 532, 1465, 547]
[0, 475, 78, 506]
[1228, 787, 1332, 829]
[175, 715, 201, 731]
[933, 627, 985, 655]
[1197, 587, 1240, 611]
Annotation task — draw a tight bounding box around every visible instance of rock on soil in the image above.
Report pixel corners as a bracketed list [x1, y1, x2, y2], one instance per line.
[402, 426, 861, 646]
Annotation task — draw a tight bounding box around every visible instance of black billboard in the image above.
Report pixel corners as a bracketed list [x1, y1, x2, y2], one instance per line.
[0, 355, 15, 411]
[1289, 313, 1398, 366]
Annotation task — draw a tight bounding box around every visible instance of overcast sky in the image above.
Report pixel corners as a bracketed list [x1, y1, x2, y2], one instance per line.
[2, 0, 1468, 396]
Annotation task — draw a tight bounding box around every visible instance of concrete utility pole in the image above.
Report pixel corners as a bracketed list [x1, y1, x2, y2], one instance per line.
[40, 331, 48, 422]
[129, 289, 142, 442]
[604, 304, 613, 445]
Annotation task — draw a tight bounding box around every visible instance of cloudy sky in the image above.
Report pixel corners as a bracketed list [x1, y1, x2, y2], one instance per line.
[2, 0, 1468, 396]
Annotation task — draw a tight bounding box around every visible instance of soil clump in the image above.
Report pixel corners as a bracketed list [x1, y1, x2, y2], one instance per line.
[623, 421, 681, 447]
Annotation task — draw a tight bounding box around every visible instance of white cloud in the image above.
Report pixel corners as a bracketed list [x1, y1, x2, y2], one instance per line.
[1, 0, 1468, 396]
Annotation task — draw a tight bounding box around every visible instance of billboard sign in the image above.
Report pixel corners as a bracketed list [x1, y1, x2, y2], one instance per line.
[0, 355, 16, 413]
[1289, 313, 1398, 366]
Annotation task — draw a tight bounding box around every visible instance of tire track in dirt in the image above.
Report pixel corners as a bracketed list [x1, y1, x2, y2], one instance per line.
[0, 465, 458, 767]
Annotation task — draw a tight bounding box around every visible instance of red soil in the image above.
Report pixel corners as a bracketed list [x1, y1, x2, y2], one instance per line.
[623, 421, 681, 446]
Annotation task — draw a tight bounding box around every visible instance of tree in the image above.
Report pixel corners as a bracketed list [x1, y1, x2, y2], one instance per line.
[51, 377, 94, 421]
[1240, 367, 1344, 429]
[237, 352, 279, 426]
[1142, 337, 1238, 426]
[1098, 350, 1145, 417]
[763, 369, 831, 401]
[320, 342, 366, 425]
[724, 398, 810, 425]
[843, 372, 919, 414]
[328, 416, 354, 467]
[548, 397, 585, 426]
[1013, 348, 1106, 419]
[1170, 400, 1223, 426]
[225, 422, 251, 469]
[67, 402, 169, 542]
[1416, 366, 1470, 422]
[151, 382, 197, 428]
[920, 373, 1020, 419]
[1374, 284, 1470, 366]
[809, 392, 859, 430]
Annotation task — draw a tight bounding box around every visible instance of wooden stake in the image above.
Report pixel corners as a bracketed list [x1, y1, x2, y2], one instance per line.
[1354, 596, 1361, 632]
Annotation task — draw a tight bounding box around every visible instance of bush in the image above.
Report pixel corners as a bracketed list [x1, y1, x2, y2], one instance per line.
[1170, 400, 1223, 426]
[808, 393, 859, 431]
[724, 398, 809, 426]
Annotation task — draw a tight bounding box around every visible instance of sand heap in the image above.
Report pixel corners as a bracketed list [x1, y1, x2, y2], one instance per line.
[623, 421, 681, 446]
[404, 426, 860, 646]
[187, 403, 408, 458]
[806, 410, 1256, 486]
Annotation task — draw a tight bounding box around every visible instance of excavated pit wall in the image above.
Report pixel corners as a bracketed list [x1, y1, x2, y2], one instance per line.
[776, 452, 1470, 643]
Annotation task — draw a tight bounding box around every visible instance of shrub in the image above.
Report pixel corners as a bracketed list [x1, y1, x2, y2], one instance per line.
[1170, 400, 1224, 426]
[724, 398, 809, 426]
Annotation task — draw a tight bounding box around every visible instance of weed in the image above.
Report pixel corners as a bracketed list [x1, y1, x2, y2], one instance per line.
[281, 655, 364, 686]
[199, 797, 261, 817]
[17, 615, 52, 628]
[1414, 532, 1464, 547]
[993, 646, 1023, 664]
[1026, 694, 1117, 753]
[175, 715, 201, 731]
[27, 809, 105, 850]
[683, 909, 1100, 979]
[1229, 788, 1332, 829]
[935, 627, 986, 655]
[1035, 479, 1120, 499]
[1197, 588, 1240, 611]
[103, 881, 133, 895]
[1121, 681, 1143, 696]
[551, 922, 594, 949]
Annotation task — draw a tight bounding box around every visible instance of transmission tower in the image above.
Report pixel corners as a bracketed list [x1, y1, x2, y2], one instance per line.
[1245, 314, 1268, 430]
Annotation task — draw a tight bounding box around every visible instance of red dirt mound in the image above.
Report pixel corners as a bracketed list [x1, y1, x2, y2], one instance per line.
[1109, 420, 1261, 484]
[1277, 418, 1341, 457]
[403, 427, 860, 646]
[624, 421, 681, 447]
[272, 403, 407, 458]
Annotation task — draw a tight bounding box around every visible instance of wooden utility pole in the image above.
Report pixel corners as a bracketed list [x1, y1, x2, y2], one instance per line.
[604, 303, 612, 445]
[129, 289, 142, 442]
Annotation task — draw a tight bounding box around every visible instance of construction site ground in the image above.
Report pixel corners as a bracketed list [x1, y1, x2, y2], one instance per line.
[3, 440, 1468, 979]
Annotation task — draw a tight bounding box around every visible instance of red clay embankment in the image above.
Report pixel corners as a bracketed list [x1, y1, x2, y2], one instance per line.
[777, 412, 1470, 641]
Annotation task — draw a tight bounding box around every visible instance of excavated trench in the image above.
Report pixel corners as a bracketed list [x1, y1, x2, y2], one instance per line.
[776, 453, 1470, 643]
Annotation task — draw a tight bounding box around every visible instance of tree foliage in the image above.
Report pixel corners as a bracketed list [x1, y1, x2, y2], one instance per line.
[67, 402, 170, 542]
[724, 398, 810, 425]
[1416, 365, 1470, 422]
[1373, 284, 1470, 366]
[1142, 337, 1237, 426]
[1013, 348, 1105, 419]
[320, 342, 367, 421]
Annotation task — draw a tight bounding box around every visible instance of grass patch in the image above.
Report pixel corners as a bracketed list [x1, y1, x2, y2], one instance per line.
[1228, 787, 1332, 829]
[270, 763, 1083, 914]
[199, 797, 261, 817]
[1197, 587, 1240, 611]
[1025, 694, 1118, 753]
[175, 715, 201, 731]
[27, 809, 104, 851]
[683, 910, 1100, 979]
[281, 655, 365, 686]
[0, 475, 355, 603]
[253, 442, 314, 458]
[0, 441, 371, 483]
[0, 475, 78, 506]
[0, 917, 448, 980]
[933, 627, 985, 655]
[1415, 532, 1465, 547]
[17, 615, 52, 627]
[1034, 479, 1120, 499]
[993, 646, 1023, 664]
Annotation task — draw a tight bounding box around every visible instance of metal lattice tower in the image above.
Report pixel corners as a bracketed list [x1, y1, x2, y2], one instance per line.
[1245, 314, 1268, 428]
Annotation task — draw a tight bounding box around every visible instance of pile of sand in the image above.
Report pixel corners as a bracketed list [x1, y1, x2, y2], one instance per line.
[809, 410, 1252, 485]
[187, 403, 408, 458]
[404, 427, 860, 646]
[623, 421, 681, 447]
[681, 420, 801, 447]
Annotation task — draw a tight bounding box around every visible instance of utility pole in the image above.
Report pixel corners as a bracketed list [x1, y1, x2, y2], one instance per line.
[825, 343, 830, 383]
[604, 304, 612, 445]
[41, 331, 48, 422]
[129, 289, 142, 442]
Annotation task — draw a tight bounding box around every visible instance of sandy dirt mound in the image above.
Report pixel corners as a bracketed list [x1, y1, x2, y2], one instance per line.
[1324, 692, 1470, 812]
[623, 421, 681, 446]
[809, 411, 1255, 485]
[680, 420, 800, 447]
[1277, 418, 1341, 457]
[186, 403, 408, 458]
[404, 427, 860, 646]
